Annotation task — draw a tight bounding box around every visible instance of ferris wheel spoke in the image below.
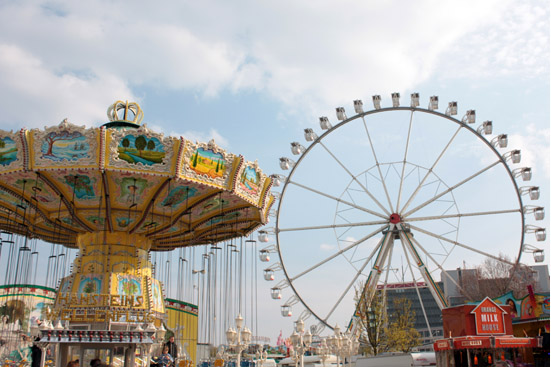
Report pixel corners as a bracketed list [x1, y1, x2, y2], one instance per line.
[324, 232, 391, 322]
[396, 111, 415, 212]
[289, 224, 387, 282]
[348, 229, 394, 332]
[402, 159, 501, 218]
[406, 208, 521, 223]
[379, 239, 395, 297]
[399, 238, 434, 335]
[359, 116, 394, 212]
[278, 220, 389, 233]
[400, 126, 463, 215]
[407, 234, 472, 302]
[318, 140, 391, 216]
[408, 223, 515, 265]
[399, 228, 448, 309]
[288, 179, 388, 220]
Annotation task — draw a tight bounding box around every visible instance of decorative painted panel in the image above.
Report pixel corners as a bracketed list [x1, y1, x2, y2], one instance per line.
[29, 120, 98, 168]
[0, 131, 23, 172]
[181, 140, 238, 189]
[106, 126, 178, 174]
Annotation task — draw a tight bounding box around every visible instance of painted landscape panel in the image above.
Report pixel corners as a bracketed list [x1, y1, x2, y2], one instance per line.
[189, 148, 227, 179]
[41, 131, 89, 161]
[118, 135, 165, 165]
[0, 137, 17, 166]
[239, 166, 260, 195]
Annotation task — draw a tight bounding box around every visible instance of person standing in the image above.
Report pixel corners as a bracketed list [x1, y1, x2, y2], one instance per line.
[163, 336, 178, 361]
[31, 337, 42, 367]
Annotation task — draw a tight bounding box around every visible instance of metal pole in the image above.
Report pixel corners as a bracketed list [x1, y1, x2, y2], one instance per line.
[236, 328, 241, 367]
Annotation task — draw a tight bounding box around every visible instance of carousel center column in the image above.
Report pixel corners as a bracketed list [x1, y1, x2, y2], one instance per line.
[41, 232, 167, 367]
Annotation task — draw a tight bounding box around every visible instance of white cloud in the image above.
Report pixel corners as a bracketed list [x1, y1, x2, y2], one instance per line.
[0, 44, 134, 129]
[0, 0, 545, 126]
[509, 124, 550, 179]
[169, 128, 230, 149]
[438, 0, 549, 80]
[320, 243, 335, 251]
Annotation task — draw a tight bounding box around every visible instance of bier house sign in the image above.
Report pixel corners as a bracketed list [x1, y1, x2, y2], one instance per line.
[470, 297, 506, 335]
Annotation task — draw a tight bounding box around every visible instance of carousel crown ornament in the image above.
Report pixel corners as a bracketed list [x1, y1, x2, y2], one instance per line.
[107, 100, 144, 125]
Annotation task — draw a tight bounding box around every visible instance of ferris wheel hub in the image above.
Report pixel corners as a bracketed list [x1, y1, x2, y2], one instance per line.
[389, 213, 401, 224]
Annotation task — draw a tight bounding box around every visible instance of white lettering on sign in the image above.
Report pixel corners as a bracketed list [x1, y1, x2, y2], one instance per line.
[481, 324, 500, 331]
[481, 307, 497, 313]
[461, 340, 482, 346]
[481, 314, 499, 322]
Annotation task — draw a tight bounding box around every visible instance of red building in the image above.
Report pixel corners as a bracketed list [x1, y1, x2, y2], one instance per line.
[433, 297, 547, 367]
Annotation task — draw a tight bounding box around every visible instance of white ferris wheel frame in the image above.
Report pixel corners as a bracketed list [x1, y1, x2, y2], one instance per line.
[271, 101, 541, 335]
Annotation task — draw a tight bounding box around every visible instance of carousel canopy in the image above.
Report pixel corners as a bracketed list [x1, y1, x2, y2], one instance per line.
[0, 101, 274, 250]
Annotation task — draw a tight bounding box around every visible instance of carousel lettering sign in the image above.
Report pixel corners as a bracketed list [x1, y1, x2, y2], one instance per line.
[471, 297, 506, 335]
[52, 293, 156, 322]
[58, 309, 155, 323]
[57, 293, 145, 307]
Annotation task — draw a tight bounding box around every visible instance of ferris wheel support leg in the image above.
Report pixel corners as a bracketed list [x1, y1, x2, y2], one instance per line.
[347, 228, 393, 333]
[399, 238, 434, 338]
[399, 229, 448, 309]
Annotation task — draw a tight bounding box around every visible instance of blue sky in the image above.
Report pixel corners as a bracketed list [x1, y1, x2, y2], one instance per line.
[0, 0, 548, 345]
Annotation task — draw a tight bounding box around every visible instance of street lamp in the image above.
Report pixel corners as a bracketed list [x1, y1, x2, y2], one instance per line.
[226, 314, 251, 367]
[317, 338, 331, 367]
[327, 325, 358, 367]
[290, 319, 312, 367]
[342, 332, 359, 367]
[255, 346, 268, 367]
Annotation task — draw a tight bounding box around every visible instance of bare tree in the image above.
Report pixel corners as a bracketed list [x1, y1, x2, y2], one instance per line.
[459, 254, 538, 301]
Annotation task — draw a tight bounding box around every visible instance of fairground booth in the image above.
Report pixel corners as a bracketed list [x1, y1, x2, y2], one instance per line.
[433, 296, 549, 367]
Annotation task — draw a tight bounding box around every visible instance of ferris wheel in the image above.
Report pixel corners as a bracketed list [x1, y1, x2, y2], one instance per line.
[259, 93, 547, 334]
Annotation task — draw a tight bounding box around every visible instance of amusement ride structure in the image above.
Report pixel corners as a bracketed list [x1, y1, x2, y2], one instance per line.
[0, 101, 274, 367]
[262, 93, 547, 339]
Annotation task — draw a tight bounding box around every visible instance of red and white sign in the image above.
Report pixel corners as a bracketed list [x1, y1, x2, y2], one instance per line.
[470, 297, 506, 335]
[452, 336, 493, 349]
[494, 337, 538, 348]
[433, 339, 451, 351]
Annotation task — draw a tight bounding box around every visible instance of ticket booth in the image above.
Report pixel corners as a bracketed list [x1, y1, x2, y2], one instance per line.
[433, 297, 544, 367]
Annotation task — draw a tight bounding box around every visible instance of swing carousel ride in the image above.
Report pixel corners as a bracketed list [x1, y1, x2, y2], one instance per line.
[0, 101, 274, 367]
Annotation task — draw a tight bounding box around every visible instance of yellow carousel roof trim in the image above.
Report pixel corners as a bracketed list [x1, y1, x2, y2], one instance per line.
[0, 129, 26, 175]
[260, 190, 276, 224]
